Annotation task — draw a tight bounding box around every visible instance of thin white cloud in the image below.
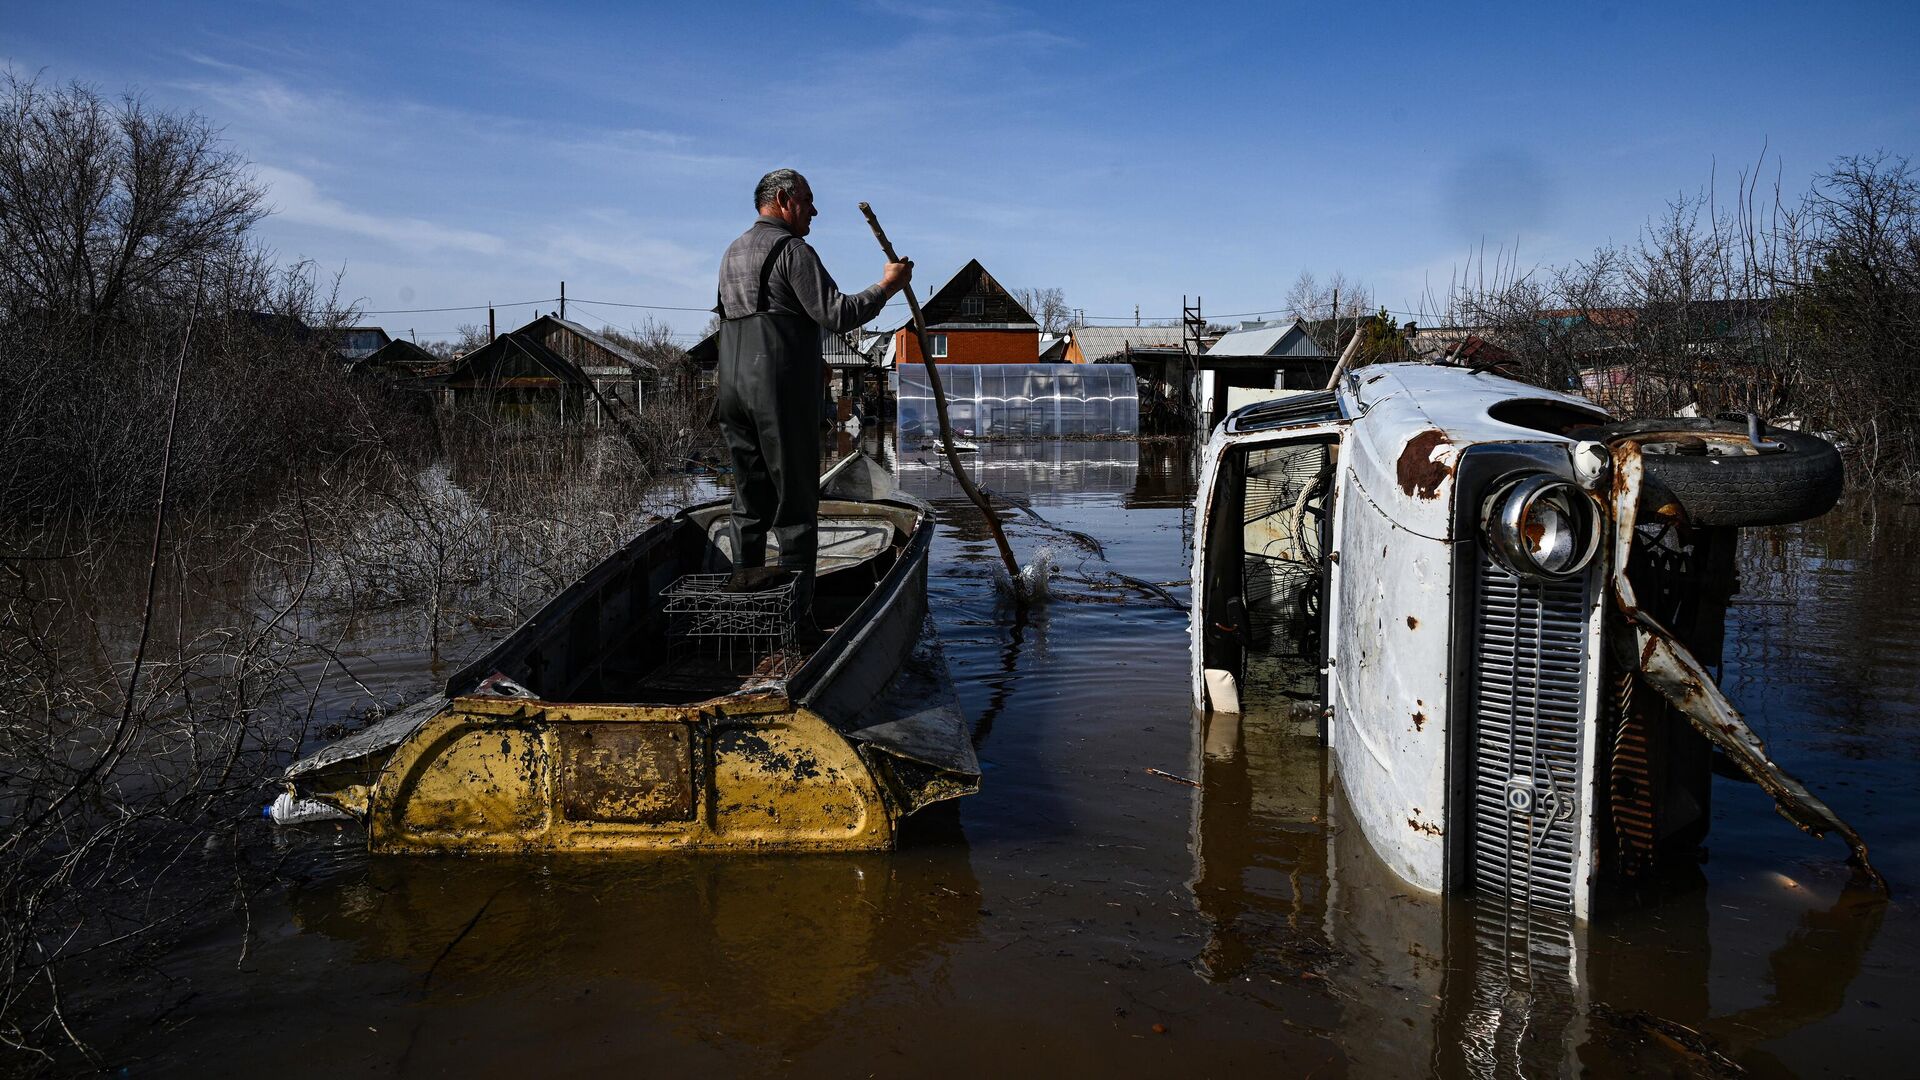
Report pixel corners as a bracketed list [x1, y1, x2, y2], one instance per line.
[255, 164, 505, 256]
[537, 225, 714, 296]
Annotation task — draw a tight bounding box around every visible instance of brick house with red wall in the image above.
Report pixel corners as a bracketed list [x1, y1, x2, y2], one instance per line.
[890, 260, 1038, 367]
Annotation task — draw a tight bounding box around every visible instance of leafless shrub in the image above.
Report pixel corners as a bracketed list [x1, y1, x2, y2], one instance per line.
[279, 418, 703, 660]
[0, 75, 724, 1068]
[1443, 152, 1920, 489]
[0, 73, 431, 530]
[0, 515, 325, 1065]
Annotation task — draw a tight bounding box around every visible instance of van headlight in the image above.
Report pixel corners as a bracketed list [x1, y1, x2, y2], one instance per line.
[1483, 474, 1600, 580]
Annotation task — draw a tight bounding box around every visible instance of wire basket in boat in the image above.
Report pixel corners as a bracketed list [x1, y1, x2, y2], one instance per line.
[661, 572, 798, 678]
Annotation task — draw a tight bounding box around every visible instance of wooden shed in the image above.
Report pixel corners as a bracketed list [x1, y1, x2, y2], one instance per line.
[421, 315, 654, 426]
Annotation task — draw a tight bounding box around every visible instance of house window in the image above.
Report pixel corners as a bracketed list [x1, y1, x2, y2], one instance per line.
[929, 333, 949, 358]
[961, 296, 985, 316]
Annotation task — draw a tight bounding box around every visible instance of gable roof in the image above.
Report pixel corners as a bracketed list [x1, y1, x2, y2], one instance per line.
[426, 328, 593, 388]
[522, 314, 658, 371]
[920, 259, 1038, 330]
[350, 337, 445, 377]
[1205, 318, 1329, 358]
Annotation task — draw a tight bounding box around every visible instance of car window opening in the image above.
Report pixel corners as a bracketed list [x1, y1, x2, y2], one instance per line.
[1203, 438, 1337, 714]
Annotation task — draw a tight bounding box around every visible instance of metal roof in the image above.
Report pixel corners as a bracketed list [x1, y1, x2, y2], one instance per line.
[1204, 319, 1327, 358]
[1070, 325, 1186, 360]
[822, 329, 874, 369]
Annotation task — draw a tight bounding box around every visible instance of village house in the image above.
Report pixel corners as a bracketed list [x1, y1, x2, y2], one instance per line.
[1063, 324, 1185, 364]
[888, 260, 1039, 367]
[418, 314, 654, 426]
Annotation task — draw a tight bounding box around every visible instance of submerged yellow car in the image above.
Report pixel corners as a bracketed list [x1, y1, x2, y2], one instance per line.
[281, 455, 978, 853]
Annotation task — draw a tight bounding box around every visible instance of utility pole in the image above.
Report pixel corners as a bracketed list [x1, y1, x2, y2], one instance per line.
[1134, 304, 1140, 327]
[409, 328, 416, 343]
[560, 281, 566, 321]
[489, 305, 496, 342]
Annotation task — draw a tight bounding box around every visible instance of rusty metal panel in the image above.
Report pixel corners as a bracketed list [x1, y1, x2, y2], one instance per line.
[557, 723, 695, 823]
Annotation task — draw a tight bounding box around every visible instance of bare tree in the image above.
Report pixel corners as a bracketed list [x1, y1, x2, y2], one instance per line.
[1284, 270, 1374, 324]
[0, 73, 265, 324]
[0, 74, 425, 526]
[1785, 153, 1920, 481]
[1284, 270, 1377, 353]
[1013, 286, 1072, 334]
[1444, 150, 1920, 488]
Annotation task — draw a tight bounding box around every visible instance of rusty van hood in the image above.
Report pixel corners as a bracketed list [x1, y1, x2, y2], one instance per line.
[1337, 364, 1612, 543]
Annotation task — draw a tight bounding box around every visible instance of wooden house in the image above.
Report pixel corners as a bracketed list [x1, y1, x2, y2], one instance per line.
[421, 315, 654, 425]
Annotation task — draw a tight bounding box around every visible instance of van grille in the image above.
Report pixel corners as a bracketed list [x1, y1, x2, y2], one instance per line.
[1468, 552, 1592, 915]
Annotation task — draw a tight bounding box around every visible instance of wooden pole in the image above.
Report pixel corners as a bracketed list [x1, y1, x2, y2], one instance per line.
[858, 202, 1025, 603]
[1322, 320, 1366, 391]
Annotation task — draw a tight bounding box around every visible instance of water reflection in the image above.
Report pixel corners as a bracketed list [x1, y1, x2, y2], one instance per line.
[1188, 708, 1329, 984]
[894, 439, 1140, 500]
[284, 851, 981, 1065]
[970, 602, 1043, 749]
[60, 447, 1916, 1075]
[1187, 696, 1893, 1077]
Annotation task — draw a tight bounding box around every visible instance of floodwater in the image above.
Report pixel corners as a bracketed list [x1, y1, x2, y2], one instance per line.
[82, 439, 1920, 1076]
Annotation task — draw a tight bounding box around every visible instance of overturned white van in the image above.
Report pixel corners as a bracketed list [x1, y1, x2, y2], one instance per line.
[1191, 363, 1879, 922]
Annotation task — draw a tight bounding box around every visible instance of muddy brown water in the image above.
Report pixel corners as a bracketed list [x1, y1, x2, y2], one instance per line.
[71, 440, 1920, 1077]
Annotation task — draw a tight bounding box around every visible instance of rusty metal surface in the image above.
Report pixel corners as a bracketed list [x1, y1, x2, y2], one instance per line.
[557, 723, 695, 823]
[366, 703, 896, 853]
[1607, 439, 1888, 892]
[1606, 668, 1658, 877]
[1395, 429, 1454, 499]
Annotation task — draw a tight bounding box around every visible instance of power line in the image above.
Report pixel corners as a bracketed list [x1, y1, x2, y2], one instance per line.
[353, 296, 557, 315]
[562, 304, 706, 339]
[338, 291, 1457, 331]
[567, 297, 716, 313]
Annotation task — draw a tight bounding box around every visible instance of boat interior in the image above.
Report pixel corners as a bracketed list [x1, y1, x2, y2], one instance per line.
[1201, 438, 1340, 712]
[447, 499, 924, 707]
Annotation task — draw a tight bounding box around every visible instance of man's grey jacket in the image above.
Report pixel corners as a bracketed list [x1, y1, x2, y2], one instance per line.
[712, 216, 889, 583]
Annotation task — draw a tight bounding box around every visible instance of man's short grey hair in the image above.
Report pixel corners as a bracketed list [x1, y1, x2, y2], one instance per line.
[755, 168, 807, 210]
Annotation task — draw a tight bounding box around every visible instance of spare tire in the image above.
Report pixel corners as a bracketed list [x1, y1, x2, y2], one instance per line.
[1573, 418, 1844, 527]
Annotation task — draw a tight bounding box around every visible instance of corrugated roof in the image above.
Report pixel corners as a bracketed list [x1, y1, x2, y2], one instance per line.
[1070, 325, 1186, 360]
[822, 329, 874, 368]
[1205, 319, 1327, 358]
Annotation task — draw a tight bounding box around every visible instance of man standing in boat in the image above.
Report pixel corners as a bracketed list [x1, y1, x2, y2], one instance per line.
[714, 168, 912, 620]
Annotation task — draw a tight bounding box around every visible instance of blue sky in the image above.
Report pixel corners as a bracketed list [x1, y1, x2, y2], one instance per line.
[10, 1, 1918, 343]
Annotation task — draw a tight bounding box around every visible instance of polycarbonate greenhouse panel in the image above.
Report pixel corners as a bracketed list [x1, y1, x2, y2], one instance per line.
[896, 363, 1140, 439]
